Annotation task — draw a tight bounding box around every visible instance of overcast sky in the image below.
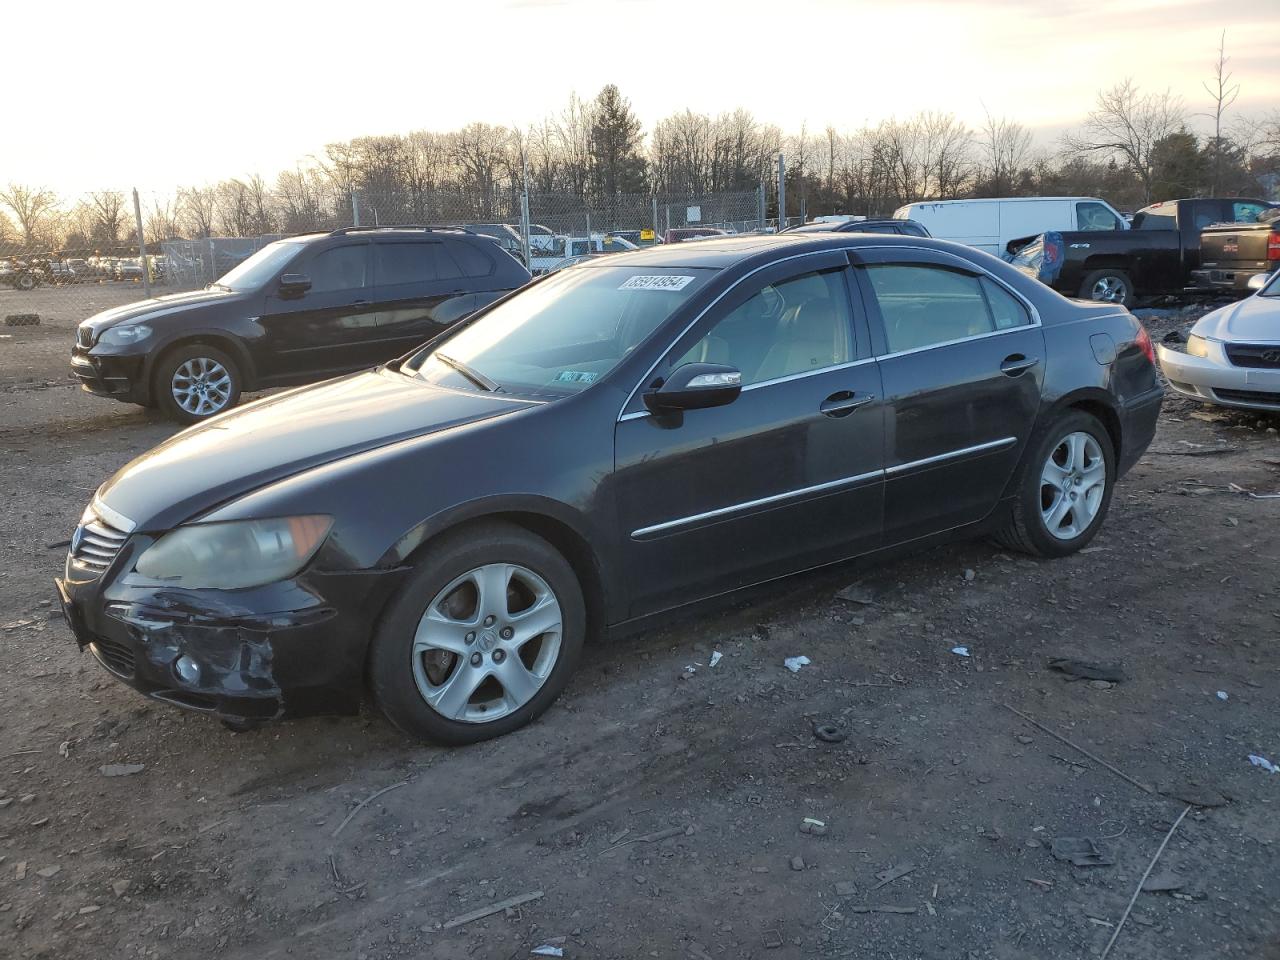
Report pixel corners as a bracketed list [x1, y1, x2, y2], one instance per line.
[3, 0, 1277, 197]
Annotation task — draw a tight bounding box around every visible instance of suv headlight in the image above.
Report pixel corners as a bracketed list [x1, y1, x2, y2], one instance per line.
[133, 516, 332, 589]
[99, 323, 152, 346]
[1185, 335, 1211, 359]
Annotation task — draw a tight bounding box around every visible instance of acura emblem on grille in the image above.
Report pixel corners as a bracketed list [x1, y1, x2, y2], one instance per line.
[1262, 349, 1280, 363]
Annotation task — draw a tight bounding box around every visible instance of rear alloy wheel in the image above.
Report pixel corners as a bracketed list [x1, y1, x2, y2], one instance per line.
[370, 522, 585, 745]
[1079, 269, 1134, 308]
[994, 411, 1115, 558]
[154, 344, 242, 424]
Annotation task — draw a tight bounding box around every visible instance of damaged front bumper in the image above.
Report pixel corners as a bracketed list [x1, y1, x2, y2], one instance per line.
[55, 558, 407, 722]
[1157, 343, 1280, 413]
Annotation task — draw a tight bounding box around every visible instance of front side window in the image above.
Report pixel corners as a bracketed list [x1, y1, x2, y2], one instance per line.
[406, 266, 712, 396]
[216, 240, 304, 291]
[308, 245, 368, 293]
[676, 269, 853, 386]
[866, 263, 999, 353]
[1076, 202, 1122, 231]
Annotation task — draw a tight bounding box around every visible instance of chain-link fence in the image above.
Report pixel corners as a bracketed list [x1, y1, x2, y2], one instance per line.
[0, 184, 803, 332]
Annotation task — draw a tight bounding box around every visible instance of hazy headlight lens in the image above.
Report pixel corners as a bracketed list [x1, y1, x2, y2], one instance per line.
[99, 323, 152, 346]
[134, 516, 332, 589]
[1185, 335, 1210, 358]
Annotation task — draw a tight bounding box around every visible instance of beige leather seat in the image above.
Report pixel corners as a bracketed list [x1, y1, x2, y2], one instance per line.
[754, 298, 842, 382]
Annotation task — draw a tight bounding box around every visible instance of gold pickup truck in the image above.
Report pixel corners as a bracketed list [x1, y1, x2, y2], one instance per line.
[1194, 207, 1280, 293]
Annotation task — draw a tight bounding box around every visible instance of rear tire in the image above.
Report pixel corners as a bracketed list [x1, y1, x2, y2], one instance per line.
[993, 410, 1115, 558]
[1079, 269, 1135, 308]
[369, 521, 585, 746]
[152, 343, 242, 424]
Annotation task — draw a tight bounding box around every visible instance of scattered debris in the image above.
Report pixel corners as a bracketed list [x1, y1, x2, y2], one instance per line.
[112, 880, 130, 897]
[811, 722, 846, 743]
[871, 862, 916, 890]
[950, 646, 970, 657]
[846, 905, 917, 915]
[783, 656, 810, 673]
[332, 779, 410, 838]
[35, 866, 60, 878]
[789, 856, 805, 871]
[708, 651, 723, 668]
[834, 881, 858, 898]
[1159, 781, 1230, 808]
[531, 947, 564, 958]
[442, 890, 544, 929]
[1050, 837, 1115, 867]
[58, 741, 71, 759]
[1099, 806, 1192, 960]
[834, 583, 876, 605]
[603, 825, 686, 851]
[1216, 690, 1229, 701]
[1228, 482, 1280, 500]
[1141, 870, 1185, 893]
[14, 862, 27, 881]
[762, 929, 784, 949]
[799, 818, 827, 836]
[1047, 658, 1126, 682]
[1002, 703, 1155, 795]
[99, 763, 145, 778]
[1148, 447, 1237, 457]
[1247, 754, 1279, 774]
[1025, 878, 1054, 890]
[962, 569, 976, 582]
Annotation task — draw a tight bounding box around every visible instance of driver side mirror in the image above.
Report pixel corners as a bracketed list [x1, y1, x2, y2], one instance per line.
[643, 363, 742, 413]
[279, 273, 312, 298]
[1247, 272, 1270, 293]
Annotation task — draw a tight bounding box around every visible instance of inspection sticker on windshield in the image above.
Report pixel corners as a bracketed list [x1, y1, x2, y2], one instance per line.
[554, 370, 599, 384]
[619, 275, 696, 291]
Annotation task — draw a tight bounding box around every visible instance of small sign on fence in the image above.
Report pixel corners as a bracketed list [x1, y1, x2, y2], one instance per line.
[686, 206, 702, 223]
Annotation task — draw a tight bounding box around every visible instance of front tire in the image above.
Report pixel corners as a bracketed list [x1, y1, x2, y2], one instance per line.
[369, 521, 586, 746]
[994, 411, 1115, 558]
[1079, 268, 1135, 308]
[153, 343, 242, 424]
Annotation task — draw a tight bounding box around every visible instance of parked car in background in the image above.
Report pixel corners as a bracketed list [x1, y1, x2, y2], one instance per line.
[71, 225, 531, 423]
[528, 233, 638, 274]
[1193, 207, 1280, 293]
[784, 218, 932, 238]
[1012, 197, 1278, 306]
[0, 258, 41, 291]
[605, 230, 661, 248]
[456, 223, 528, 265]
[893, 197, 1127, 258]
[114, 259, 144, 281]
[663, 227, 730, 244]
[56, 233, 1161, 743]
[1157, 271, 1280, 412]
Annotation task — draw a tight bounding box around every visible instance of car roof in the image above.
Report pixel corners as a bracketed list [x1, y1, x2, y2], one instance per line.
[903, 197, 1106, 206]
[579, 232, 953, 269]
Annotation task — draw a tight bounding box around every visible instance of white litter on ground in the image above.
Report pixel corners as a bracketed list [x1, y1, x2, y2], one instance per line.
[784, 656, 811, 673]
[531, 947, 564, 958]
[709, 651, 723, 667]
[1217, 691, 1229, 701]
[951, 646, 970, 657]
[1248, 755, 1279, 774]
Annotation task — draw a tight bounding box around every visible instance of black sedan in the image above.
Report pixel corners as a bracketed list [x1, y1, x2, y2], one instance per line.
[56, 234, 1163, 744]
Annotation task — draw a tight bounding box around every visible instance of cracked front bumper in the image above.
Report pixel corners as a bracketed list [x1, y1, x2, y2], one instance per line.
[1157, 344, 1280, 413]
[55, 562, 408, 722]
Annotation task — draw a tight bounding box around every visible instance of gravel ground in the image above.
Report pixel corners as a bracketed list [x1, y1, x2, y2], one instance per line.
[1, 302, 1278, 960]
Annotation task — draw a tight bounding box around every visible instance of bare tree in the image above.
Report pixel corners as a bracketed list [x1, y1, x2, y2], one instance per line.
[978, 107, 1032, 196]
[0, 184, 59, 249]
[180, 186, 218, 238]
[1066, 78, 1187, 203]
[1200, 31, 1241, 196]
[146, 195, 182, 243]
[88, 190, 127, 244]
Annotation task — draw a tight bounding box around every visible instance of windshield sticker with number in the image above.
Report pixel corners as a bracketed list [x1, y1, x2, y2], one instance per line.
[554, 370, 599, 384]
[619, 275, 696, 291]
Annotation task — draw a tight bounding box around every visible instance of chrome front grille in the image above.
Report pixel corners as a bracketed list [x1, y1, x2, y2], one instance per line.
[76, 325, 94, 349]
[72, 510, 131, 572]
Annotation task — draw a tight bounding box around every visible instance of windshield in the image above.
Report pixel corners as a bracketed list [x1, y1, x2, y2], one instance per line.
[406, 265, 714, 396]
[216, 240, 304, 291]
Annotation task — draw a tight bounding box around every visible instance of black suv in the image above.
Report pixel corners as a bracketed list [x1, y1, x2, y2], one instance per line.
[71, 226, 531, 422]
[783, 218, 931, 237]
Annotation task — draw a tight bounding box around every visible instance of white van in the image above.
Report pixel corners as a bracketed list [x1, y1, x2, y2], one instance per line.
[892, 197, 1127, 258]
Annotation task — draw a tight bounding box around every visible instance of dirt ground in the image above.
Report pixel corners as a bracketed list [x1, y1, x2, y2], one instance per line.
[1, 304, 1278, 960]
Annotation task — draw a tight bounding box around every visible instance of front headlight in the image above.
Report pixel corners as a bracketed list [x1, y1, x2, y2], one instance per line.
[1185, 335, 1211, 359]
[99, 323, 152, 346]
[133, 516, 332, 589]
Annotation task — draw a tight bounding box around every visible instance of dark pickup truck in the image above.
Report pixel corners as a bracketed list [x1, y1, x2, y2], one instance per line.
[1194, 207, 1280, 293]
[1012, 197, 1277, 306]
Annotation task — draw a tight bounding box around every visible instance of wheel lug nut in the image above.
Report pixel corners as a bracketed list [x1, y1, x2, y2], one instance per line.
[465, 632, 476, 645]
[493, 649, 506, 663]
[469, 652, 482, 666]
[483, 615, 496, 627]
[500, 627, 513, 640]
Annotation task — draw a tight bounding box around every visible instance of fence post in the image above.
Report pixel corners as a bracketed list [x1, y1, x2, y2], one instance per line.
[777, 154, 786, 232]
[352, 191, 361, 227]
[132, 188, 152, 299]
[757, 183, 765, 230]
[651, 196, 659, 239]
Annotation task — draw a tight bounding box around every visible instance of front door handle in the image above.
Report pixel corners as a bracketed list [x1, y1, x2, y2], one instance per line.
[820, 391, 876, 418]
[1000, 354, 1040, 376]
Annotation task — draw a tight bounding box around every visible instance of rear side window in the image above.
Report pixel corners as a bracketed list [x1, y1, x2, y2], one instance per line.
[308, 245, 368, 293]
[866, 264, 996, 353]
[373, 242, 437, 286]
[981, 278, 1032, 330]
[1231, 202, 1271, 223]
[443, 239, 493, 278]
[1133, 205, 1176, 230]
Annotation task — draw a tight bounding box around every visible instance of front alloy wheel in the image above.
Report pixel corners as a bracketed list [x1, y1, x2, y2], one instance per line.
[1039, 432, 1106, 540]
[171, 356, 234, 418]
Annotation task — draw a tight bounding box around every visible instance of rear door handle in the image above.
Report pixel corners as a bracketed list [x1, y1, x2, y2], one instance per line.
[1000, 354, 1040, 376]
[820, 392, 876, 418]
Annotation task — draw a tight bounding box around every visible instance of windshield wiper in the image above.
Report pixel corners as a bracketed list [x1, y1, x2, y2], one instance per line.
[434, 353, 500, 392]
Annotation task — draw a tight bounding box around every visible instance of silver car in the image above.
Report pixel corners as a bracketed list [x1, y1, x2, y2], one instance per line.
[1157, 272, 1280, 412]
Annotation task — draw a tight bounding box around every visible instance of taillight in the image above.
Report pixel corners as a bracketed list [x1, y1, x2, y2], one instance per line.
[1267, 232, 1280, 261]
[1134, 323, 1155, 364]
[1039, 232, 1064, 282]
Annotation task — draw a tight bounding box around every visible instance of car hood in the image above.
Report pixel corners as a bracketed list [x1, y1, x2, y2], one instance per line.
[1194, 295, 1280, 343]
[81, 287, 245, 334]
[97, 368, 537, 530]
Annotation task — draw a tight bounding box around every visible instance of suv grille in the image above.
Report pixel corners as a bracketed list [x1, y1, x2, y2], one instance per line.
[1224, 343, 1280, 368]
[73, 515, 130, 572]
[76, 325, 94, 349]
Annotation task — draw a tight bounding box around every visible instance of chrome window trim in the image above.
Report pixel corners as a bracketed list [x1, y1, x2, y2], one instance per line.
[741, 357, 877, 393]
[631, 468, 883, 539]
[884, 436, 1017, 476]
[875, 324, 1039, 362]
[616, 250, 854, 422]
